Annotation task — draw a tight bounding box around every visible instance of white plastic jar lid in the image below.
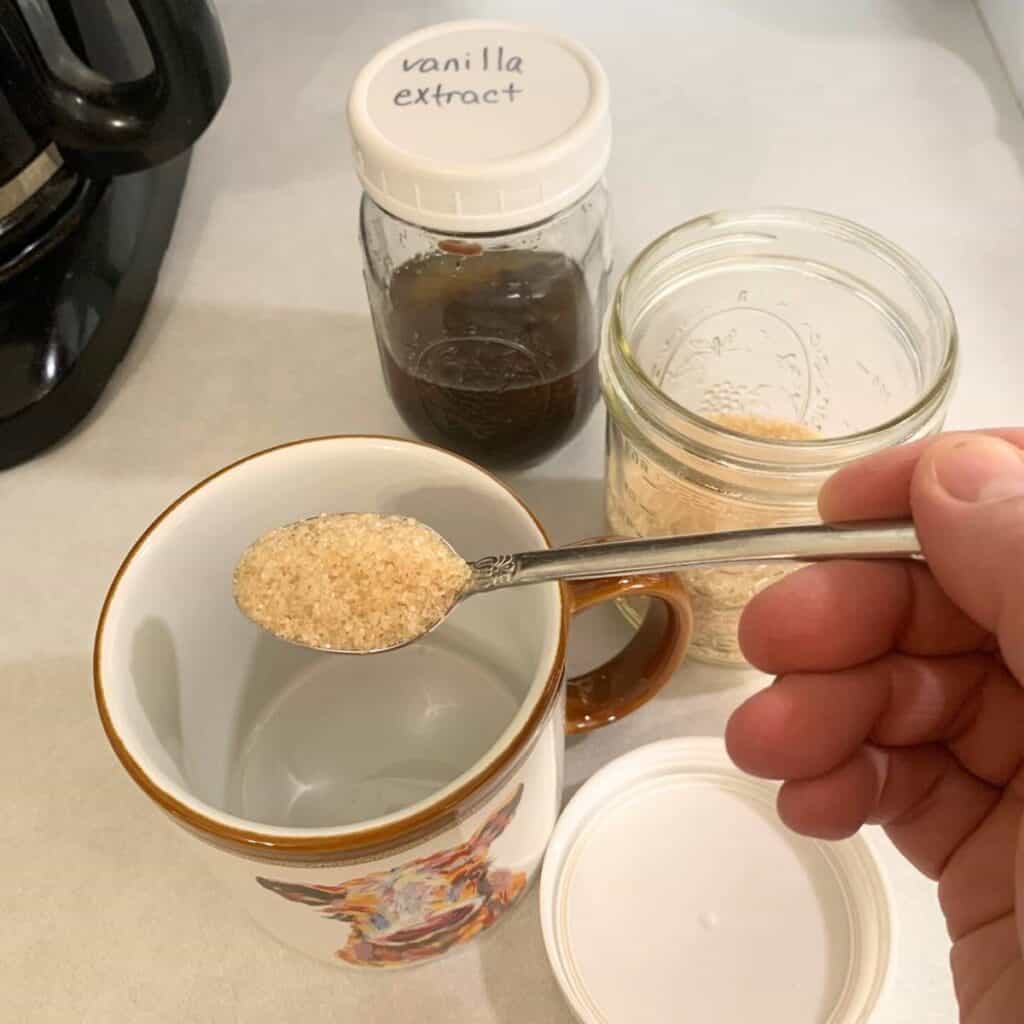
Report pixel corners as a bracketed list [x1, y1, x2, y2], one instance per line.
[541, 738, 893, 1023]
[347, 20, 611, 234]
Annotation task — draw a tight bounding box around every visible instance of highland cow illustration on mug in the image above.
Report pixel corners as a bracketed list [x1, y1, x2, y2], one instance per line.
[257, 785, 527, 966]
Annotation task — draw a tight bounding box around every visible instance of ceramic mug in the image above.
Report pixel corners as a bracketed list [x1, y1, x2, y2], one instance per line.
[94, 436, 691, 968]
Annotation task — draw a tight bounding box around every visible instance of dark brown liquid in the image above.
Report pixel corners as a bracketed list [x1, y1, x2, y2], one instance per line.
[369, 249, 599, 468]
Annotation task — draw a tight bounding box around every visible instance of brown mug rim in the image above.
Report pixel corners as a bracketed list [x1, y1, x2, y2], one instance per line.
[94, 435, 569, 856]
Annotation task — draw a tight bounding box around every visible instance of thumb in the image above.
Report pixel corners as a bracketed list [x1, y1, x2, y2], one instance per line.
[911, 434, 1024, 681]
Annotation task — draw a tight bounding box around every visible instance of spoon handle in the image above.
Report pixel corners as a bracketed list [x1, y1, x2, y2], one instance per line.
[467, 520, 921, 592]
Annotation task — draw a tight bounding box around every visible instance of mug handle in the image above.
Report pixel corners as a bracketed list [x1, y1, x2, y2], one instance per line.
[563, 547, 692, 735]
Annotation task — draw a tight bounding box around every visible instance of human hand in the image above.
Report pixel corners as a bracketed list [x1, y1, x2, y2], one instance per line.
[726, 431, 1024, 1022]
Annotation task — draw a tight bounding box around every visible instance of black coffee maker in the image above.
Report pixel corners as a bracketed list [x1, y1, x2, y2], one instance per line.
[0, 0, 229, 468]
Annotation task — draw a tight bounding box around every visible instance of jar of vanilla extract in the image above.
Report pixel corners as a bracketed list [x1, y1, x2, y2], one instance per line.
[348, 21, 613, 469]
[601, 209, 958, 665]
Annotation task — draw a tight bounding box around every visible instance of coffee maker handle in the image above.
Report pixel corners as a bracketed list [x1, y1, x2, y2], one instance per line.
[0, 0, 230, 175]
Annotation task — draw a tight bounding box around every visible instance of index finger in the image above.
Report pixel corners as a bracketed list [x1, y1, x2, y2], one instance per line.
[818, 428, 1024, 522]
[738, 558, 988, 673]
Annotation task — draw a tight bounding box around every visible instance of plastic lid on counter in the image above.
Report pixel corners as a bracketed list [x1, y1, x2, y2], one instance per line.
[347, 20, 611, 234]
[540, 737, 892, 1023]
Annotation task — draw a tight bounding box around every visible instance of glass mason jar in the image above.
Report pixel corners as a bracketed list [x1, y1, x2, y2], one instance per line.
[348, 21, 613, 468]
[601, 208, 958, 665]
[360, 184, 612, 468]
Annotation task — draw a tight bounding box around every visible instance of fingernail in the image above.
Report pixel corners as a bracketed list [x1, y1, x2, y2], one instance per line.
[932, 436, 1024, 503]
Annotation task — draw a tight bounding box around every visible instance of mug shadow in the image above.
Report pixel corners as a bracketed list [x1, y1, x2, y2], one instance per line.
[475, 886, 575, 1023]
[223, 631, 324, 815]
[130, 614, 328, 818]
[2, 653, 253, 1014]
[130, 616, 186, 779]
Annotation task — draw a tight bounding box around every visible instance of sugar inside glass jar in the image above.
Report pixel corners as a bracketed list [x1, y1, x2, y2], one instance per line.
[601, 209, 958, 665]
[348, 21, 613, 468]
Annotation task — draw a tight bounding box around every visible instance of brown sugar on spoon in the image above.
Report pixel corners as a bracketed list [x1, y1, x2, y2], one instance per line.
[233, 513, 471, 653]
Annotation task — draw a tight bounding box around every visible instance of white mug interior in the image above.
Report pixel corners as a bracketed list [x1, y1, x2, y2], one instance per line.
[96, 437, 561, 837]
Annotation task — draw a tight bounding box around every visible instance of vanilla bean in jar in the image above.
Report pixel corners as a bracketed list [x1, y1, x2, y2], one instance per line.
[349, 21, 612, 467]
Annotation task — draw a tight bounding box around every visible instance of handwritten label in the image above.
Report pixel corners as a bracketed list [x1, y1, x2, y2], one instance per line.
[393, 45, 524, 108]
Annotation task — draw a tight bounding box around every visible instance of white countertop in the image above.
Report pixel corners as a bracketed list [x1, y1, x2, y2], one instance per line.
[4, 1, 1023, 1020]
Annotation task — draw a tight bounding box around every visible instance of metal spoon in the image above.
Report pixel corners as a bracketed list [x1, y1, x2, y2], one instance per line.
[239, 519, 920, 655]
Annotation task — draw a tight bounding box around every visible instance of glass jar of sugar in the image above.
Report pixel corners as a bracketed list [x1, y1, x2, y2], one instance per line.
[348, 21, 613, 469]
[601, 209, 958, 665]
